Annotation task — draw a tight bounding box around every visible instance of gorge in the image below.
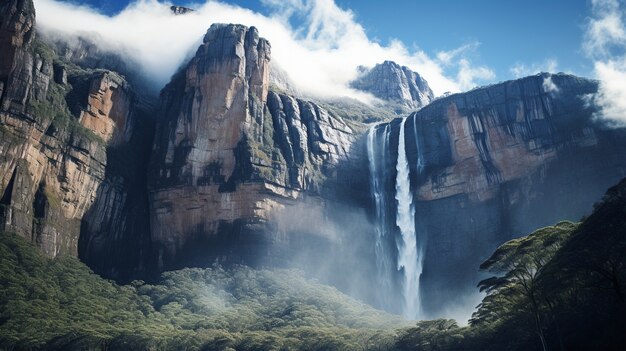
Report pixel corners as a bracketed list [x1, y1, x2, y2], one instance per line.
[1, 0, 626, 335]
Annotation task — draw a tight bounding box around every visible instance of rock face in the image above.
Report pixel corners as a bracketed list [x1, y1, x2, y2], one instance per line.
[0, 0, 36, 114]
[0, 0, 153, 280]
[352, 61, 434, 113]
[0, 2, 357, 282]
[365, 73, 626, 316]
[0, 0, 85, 256]
[170, 6, 194, 15]
[149, 24, 354, 271]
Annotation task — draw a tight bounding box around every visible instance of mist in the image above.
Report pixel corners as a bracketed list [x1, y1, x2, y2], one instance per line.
[266, 200, 382, 310]
[34, 0, 495, 100]
[265, 197, 483, 323]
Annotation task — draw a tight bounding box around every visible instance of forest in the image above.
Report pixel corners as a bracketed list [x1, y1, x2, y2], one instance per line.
[1, 179, 625, 350]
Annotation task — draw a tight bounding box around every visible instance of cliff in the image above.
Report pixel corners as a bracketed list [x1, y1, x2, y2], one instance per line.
[366, 73, 626, 316]
[0, 1, 362, 283]
[149, 24, 354, 271]
[0, 0, 153, 280]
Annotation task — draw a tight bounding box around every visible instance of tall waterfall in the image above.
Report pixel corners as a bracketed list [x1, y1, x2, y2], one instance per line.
[367, 117, 425, 320]
[367, 125, 393, 309]
[394, 117, 422, 319]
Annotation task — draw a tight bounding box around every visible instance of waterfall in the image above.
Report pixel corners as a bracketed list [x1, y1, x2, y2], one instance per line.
[367, 125, 393, 309]
[367, 117, 425, 320]
[395, 117, 422, 320]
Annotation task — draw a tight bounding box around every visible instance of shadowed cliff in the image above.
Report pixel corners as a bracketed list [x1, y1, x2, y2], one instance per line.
[365, 73, 626, 316]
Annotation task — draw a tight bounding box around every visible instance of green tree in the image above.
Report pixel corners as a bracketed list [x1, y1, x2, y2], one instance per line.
[472, 221, 577, 351]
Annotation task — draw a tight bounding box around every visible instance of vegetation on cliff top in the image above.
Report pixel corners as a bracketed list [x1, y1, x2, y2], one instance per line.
[27, 38, 109, 145]
[317, 97, 398, 131]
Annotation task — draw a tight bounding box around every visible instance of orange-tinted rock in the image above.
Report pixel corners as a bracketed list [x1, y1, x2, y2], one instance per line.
[149, 24, 354, 270]
[77, 72, 131, 145]
[0, 0, 147, 262]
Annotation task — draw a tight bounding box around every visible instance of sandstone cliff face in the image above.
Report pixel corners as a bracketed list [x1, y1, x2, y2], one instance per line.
[149, 23, 354, 270]
[0, 0, 35, 114]
[366, 73, 626, 315]
[0, 2, 357, 281]
[400, 73, 619, 204]
[352, 61, 434, 113]
[0, 0, 153, 276]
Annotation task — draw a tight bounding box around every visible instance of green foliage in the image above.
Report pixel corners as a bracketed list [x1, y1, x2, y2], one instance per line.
[317, 97, 398, 132]
[0, 233, 160, 349]
[0, 232, 406, 350]
[472, 222, 576, 328]
[395, 319, 466, 351]
[26, 39, 105, 145]
[464, 192, 626, 351]
[31, 39, 56, 63]
[471, 222, 577, 351]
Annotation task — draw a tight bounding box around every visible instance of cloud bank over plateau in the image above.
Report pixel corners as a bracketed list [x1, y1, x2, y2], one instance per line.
[584, 0, 626, 125]
[34, 0, 495, 99]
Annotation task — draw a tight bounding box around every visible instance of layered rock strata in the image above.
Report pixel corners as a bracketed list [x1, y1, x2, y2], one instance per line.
[149, 24, 354, 270]
[0, 0, 153, 280]
[366, 73, 626, 316]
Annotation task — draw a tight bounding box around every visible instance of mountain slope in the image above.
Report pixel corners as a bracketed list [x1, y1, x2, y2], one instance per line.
[352, 61, 434, 113]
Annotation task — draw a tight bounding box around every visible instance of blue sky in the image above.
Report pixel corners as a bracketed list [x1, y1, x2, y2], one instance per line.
[41, 0, 626, 105]
[335, 0, 592, 78]
[69, 0, 593, 80]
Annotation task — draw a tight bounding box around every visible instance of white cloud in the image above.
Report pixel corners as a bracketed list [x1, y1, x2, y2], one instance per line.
[584, 0, 626, 125]
[592, 57, 626, 126]
[434, 42, 495, 92]
[584, 0, 626, 58]
[509, 58, 559, 78]
[456, 58, 495, 92]
[436, 42, 481, 66]
[34, 0, 495, 99]
[542, 75, 560, 94]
